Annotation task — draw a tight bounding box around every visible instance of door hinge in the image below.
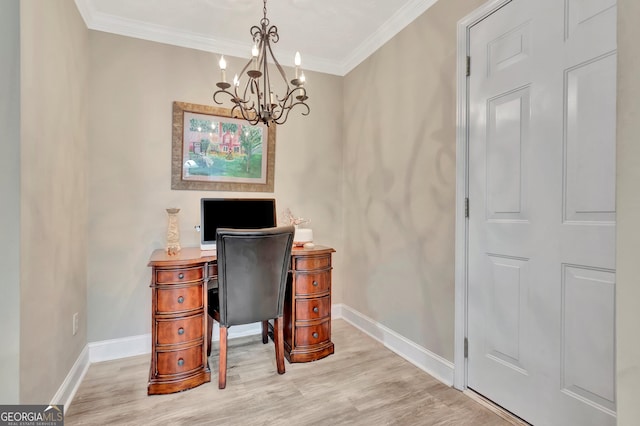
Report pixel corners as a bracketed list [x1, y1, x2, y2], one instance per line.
[465, 197, 469, 218]
[466, 56, 471, 77]
[464, 337, 469, 358]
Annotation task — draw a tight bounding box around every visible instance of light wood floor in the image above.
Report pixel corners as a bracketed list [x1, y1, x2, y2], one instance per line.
[66, 320, 516, 425]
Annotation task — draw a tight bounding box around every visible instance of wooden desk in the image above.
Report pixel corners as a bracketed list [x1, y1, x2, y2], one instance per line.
[147, 245, 335, 395]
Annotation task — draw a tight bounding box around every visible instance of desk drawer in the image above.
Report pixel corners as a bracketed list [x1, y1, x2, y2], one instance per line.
[156, 344, 203, 376]
[294, 272, 330, 296]
[156, 267, 203, 284]
[156, 314, 203, 345]
[293, 254, 331, 271]
[294, 320, 330, 347]
[156, 285, 203, 313]
[295, 296, 330, 321]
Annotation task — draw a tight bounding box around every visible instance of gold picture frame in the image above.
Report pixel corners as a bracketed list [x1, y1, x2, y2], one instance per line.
[171, 101, 275, 192]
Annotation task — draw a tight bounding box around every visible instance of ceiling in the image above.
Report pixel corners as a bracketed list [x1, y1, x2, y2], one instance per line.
[74, 0, 440, 76]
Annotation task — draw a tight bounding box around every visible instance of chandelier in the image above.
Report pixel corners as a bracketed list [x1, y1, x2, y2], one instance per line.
[213, 0, 310, 126]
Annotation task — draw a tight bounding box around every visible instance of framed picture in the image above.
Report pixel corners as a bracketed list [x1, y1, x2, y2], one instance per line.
[171, 101, 275, 192]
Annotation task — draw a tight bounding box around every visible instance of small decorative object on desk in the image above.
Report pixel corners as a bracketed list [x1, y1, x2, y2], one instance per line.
[166, 208, 181, 255]
[282, 208, 314, 248]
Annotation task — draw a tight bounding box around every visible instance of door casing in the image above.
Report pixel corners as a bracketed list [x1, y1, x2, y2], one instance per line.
[453, 0, 513, 391]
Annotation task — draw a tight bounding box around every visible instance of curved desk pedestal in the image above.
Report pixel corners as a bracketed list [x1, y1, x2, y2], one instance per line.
[283, 246, 336, 363]
[147, 248, 216, 395]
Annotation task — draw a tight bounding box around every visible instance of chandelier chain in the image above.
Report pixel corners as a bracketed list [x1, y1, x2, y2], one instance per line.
[260, 0, 269, 27]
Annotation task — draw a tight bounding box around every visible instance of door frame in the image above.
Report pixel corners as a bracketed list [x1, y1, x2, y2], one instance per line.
[453, 0, 512, 391]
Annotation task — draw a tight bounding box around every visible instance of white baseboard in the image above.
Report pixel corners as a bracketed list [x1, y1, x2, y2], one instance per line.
[210, 322, 262, 340]
[87, 323, 264, 364]
[332, 303, 344, 319]
[337, 304, 455, 386]
[50, 345, 90, 410]
[89, 334, 151, 363]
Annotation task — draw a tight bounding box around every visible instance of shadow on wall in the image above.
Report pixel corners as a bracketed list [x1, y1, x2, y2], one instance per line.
[343, 25, 458, 357]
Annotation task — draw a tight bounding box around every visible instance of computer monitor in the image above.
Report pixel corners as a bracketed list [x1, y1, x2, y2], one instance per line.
[200, 198, 277, 251]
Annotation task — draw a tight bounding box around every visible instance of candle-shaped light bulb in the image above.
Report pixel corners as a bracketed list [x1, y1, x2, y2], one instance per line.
[233, 74, 239, 87]
[294, 51, 301, 79]
[270, 91, 275, 105]
[219, 55, 227, 82]
[251, 44, 259, 71]
[299, 71, 306, 85]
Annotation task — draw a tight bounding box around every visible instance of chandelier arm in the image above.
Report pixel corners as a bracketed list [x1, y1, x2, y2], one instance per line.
[237, 57, 253, 81]
[284, 103, 310, 124]
[294, 101, 311, 116]
[270, 100, 285, 122]
[288, 100, 311, 116]
[213, 88, 233, 105]
[232, 103, 259, 126]
[271, 96, 310, 125]
[238, 76, 253, 108]
[250, 25, 262, 41]
[273, 90, 293, 113]
[261, 36, 276, 117]
[265, 37, 292, 93]
[277, 85, 306, 109]
[250, 78, 264, 122]
[266, 24, 279, 44]
[273, 104, 294, 125]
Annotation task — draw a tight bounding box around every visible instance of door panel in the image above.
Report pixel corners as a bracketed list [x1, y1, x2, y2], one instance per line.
[564, 53, 617, 223]
[488, 22, 531, 75]
[487, 87, 530, 220]
[486, 254, 528, 373]
[561, 264, 616, 412]
[467, 0, 616, 425]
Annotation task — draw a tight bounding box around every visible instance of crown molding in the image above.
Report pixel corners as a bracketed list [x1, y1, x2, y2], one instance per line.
[75, 0, 439, 77]
[338, 0, 440, 75]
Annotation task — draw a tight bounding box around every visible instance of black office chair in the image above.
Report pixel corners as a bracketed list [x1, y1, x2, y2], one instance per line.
[208, 226, 294, 389]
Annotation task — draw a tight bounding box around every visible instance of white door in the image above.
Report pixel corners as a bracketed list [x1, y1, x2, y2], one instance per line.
[467, 0, 617, 425]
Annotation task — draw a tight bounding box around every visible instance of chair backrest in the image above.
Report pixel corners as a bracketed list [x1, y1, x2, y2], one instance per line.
[216, 226, 295, 327]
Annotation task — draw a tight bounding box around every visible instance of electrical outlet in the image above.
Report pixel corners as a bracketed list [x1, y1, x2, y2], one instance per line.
[73, 312, 79, 336]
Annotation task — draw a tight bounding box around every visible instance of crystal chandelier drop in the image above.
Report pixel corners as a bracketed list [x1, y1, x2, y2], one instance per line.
[213, 0, 310, 126]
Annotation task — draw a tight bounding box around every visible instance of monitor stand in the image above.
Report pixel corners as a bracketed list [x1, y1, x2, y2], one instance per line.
[200, 242, 216, 254]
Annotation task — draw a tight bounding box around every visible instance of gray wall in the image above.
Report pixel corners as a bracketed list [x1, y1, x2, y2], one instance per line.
[0, 0, 21, 404]
[342, 0, 485, 361]
[87, 32, 344, 342]
[19, 0, 89, 403]
[616, 0, 640, 423]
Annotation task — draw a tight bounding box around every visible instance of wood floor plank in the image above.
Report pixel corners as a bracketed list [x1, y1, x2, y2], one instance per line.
[65, 320, 516, 425]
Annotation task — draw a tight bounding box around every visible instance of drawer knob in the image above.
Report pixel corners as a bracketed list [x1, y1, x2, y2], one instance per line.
[177, 358, 184, 367]
[178, 327, 184, 335]
[312, 332, 319, 339]
[313, 306, 319, 313]
[178, 273, 184, 279]
[312, 281, 318, 287]
[177, 296, 184, 304]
